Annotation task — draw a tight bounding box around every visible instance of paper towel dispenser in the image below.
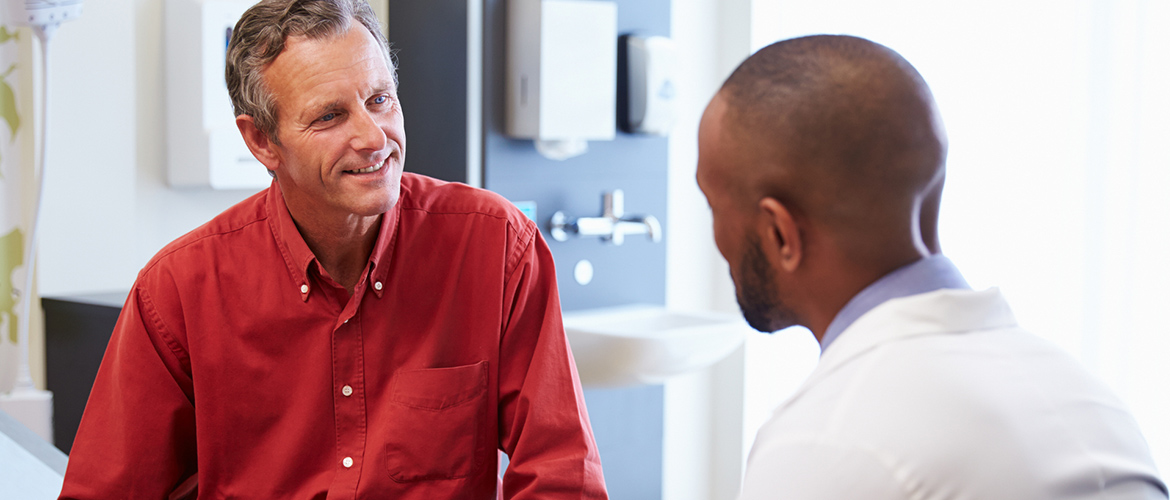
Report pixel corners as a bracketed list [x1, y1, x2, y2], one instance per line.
[165, 0, 270, 189]
[505, 0, 617, 160]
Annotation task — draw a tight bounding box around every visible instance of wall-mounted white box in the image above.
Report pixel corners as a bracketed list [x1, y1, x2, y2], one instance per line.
[165, 0, 271, 189]
[505, 0, 617, 142]
[625, 35, 676, 136]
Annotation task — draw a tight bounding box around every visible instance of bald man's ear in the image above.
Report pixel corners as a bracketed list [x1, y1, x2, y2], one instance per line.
[759, 198, 802, 273]
[236, 115, 281, 174]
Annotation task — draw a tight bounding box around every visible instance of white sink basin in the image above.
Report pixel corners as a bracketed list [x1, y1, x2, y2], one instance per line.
[562, 304, 750, 388]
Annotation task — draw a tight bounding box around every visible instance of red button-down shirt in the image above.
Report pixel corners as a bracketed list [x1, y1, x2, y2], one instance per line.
[59, 173, 607, 499]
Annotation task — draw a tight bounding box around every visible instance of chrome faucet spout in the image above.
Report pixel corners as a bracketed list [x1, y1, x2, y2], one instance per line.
[616, 215, 662, 243]
[549, 189, 663, 245]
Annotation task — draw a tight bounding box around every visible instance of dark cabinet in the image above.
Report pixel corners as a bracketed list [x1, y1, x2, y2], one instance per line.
[42, 292, 126, 454]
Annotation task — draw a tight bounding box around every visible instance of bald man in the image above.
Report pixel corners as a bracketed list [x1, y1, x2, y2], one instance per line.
[698, 35, 1168, 500]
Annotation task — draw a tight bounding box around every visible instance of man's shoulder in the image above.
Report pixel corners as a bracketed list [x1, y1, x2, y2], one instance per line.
[761, 309, 1156, 494]
[767, 289, 1117, 443]
[139, 187, 273, 278]
[398, 172, 533, 232]
[786, 319, 1095, 426]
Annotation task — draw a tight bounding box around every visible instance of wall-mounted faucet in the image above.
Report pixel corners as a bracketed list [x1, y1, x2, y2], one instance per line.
[550, 189, 662, 245]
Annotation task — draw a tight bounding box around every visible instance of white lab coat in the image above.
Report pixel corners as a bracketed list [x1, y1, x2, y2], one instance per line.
[740, 288, 1167, 500]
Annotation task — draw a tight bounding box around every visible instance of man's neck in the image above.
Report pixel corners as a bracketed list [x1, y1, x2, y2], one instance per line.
[287, 204, 382, 294]
[816, 254, 969, 353]
[803, 244, 928, 341]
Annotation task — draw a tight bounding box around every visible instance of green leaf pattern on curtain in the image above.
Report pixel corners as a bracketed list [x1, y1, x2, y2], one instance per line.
[0, 25, 20, 176]
[0, 228, 21, 344]
[0, 24, 23, 345]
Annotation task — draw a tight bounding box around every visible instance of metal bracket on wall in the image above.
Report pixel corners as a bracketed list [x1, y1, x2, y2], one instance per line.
[550, 189, 662, 245]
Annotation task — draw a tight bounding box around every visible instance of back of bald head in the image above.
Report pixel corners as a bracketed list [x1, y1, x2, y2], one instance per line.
[719, 35, 946, 239]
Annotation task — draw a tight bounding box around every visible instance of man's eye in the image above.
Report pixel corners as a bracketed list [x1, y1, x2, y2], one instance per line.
[320, 112, 337, 122]
[373, 95, 387, 105]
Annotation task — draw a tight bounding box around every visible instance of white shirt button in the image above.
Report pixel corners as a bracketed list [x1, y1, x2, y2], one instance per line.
[342, 385, 353, 397]
[373, 281, 383, 291]
[342, 456, 353, 468]
[300, 284, 309, 294]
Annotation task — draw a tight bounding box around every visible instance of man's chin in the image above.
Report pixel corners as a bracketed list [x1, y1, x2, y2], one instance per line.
[353, 183, 401, 216]
[737, 294, 798, 334]
[743, 313, 794, 334]
[357, 199, 398, 217]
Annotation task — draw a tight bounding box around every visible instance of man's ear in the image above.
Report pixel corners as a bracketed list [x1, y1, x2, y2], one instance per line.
[236, 115, 281, 174]
[758, 197, 802, 273]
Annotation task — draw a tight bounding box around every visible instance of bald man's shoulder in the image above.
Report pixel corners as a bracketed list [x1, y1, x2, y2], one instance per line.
[740, 289, 1166, 500]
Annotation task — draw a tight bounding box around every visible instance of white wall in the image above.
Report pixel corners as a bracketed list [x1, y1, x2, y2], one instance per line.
[36, 0, 138, 297]
[660, 0, 728, 495]
[36, 0, 255, 301]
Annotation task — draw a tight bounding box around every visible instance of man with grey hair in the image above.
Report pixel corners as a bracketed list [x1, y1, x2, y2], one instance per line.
[58, 0, 607, 498]
[698, 35, 1167, 499]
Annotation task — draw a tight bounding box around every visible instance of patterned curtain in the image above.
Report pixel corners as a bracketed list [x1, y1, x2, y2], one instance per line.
[0, 21, 33, 393]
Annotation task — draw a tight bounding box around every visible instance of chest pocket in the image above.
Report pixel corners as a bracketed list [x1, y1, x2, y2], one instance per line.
[384, 360, 489, 482]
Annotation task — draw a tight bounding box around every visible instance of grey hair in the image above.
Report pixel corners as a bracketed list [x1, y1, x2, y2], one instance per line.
[225, 0, 395, 144]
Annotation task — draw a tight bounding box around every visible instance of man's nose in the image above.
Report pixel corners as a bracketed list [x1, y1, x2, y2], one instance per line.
[349, 109, 388, 152]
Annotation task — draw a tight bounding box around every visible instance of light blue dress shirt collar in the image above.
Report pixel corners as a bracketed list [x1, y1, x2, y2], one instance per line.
[819, 254, 970, 353]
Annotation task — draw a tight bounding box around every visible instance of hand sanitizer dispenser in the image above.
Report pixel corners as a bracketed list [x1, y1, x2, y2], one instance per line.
[505, 0, 617, 160]
[165, 0, 270, 189]
[623, 35, 676, 136]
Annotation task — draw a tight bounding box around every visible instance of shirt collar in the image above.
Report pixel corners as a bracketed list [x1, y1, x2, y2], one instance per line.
[820, 254, 970, 353]
[266, 182, 401, 301]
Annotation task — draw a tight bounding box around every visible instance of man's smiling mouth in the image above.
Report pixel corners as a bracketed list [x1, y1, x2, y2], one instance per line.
[344, 158, 386, 174]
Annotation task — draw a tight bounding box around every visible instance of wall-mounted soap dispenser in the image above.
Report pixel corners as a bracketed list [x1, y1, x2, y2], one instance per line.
[621, 35, 676, 136]
[505, 0, 617, 161]
[165, 0, 271, 189]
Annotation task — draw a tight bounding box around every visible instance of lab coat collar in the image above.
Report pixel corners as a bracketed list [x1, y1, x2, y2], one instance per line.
[784, 288, 1019, 409]
[820, 255, 970, 353]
